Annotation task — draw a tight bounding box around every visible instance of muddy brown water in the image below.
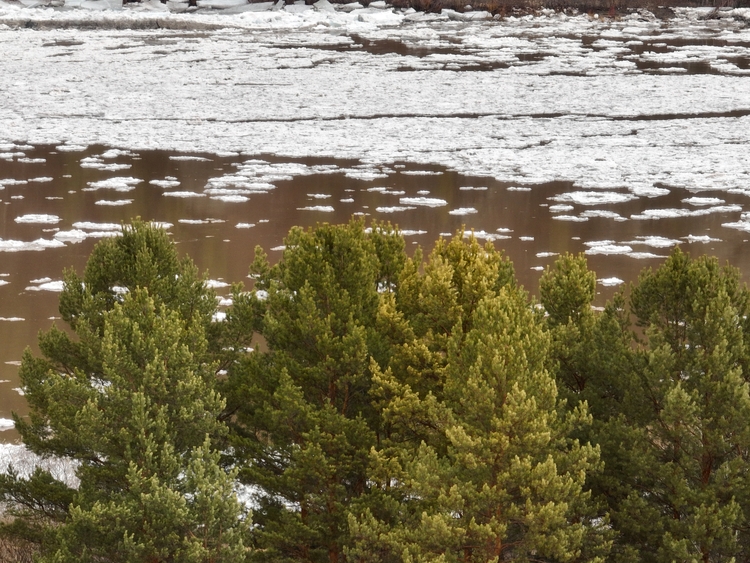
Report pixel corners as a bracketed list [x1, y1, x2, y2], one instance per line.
[1, 144, 750, 441]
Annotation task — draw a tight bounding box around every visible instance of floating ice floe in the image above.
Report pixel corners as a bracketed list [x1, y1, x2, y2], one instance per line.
[54, 229, 89, 243]
[536, 252, 558, 258]
[164, 191, 206, 198]
[400, 229, 428, 236]
[212, 195, 249, 203]
[399, 197, 447, 207]
[205, 279, 230, 288]
[297, 206, 334, 212]
[553, 215, 588, 222]
[519, 236, 535, 241]
[625, 236, 681, 248]
[448, 207, 478, 215]
[376, 206, 415, 213]
[0, 419, 14, 431]
[598, 277, 624, 287]
[581, 210, 627, 221]
[459, 186, 488, 191]
[71, 222, 121, 231]
[307, 193, 331, 199]
[400, 170, 442, 176]
[56, 145, 87, 152]
[15, 214, 61, 224]
[84, 177, 142, 192]
[0, 317, 24, 322]
[150, 179, 181, 188]
[550, 192, 637, 206]
[0, 238, 66, 252]
[236, 223, 255, 228]
[170, 156, 211, 162]
[28, 177, 53, 183]
[632, 205, 742, 220]
[585, 241, 633, 255]
[508, 186, 532, 192]
[683, 234, 721, 243]
[549, 204, 575, 212]
[26, 280, 64, 292]
[96, 199, 133, 206]
[683, 197, 725, 206]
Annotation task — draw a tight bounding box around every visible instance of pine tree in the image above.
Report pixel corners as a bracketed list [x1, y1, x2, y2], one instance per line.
[225, 219, 406, 563]
[350, 286, 609, 563]
[591, 249, 750, 562]
[0, 221, 248, 562]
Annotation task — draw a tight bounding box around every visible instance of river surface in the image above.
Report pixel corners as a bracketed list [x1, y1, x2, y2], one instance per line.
[1, 2, 750, 439]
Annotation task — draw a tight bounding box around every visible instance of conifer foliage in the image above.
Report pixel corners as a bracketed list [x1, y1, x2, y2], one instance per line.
[0, 221, 248, 562]
[5, 219, 750, 563]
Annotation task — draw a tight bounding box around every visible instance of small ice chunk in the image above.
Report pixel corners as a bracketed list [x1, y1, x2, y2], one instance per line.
[72, 222, 122, 231]
[205, 279, 230, 289]
[448, 208, 478, 216]
[307, 194, 331, 199]
[212, 195, 248, 203]
[26, 280, 64, 292]
[297, 206, 334, 212]
[150, 179, 181, 188]
[508, 186, 532, 192]
[85, 177, 142, 192]
[551, 192, 637, 206]
[549, 204, 574, 212]
[376, 206, 415, 213]
[598, 277, 624, 287]
[15, 214, 60, 224]
[683, 234, 720, 243]
[96, 200, 133, 206]
[164, 192, 206, 198]
[401, 170, 441, 176]
[519, 236, 534, 242]
[399, 197, 447, 208]
[236, 223, 255, 228]
[54, 230, 87, 243]
[0, 317, 24, 322]
[0, 238, 65, 252]
[459, 186, 488, 191]
[536, 252, 558, 258]
[584, 241, 633, 255]
[0, 418, 15, 430]
[683, 197, 725, 206]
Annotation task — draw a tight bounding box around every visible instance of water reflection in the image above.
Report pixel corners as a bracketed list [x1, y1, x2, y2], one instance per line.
[1, 144, 749, 439]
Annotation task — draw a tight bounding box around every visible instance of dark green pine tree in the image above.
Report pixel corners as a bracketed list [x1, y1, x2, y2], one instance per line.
[225, 219, 406, 563]
[0, 221, 249, 562]
[561, 248, 750, 563]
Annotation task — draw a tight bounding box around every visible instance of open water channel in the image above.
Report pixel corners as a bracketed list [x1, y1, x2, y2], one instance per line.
[1, 1, 750, 439]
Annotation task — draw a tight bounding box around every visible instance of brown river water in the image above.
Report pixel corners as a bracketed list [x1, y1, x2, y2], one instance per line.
[1, 144, 749, 440]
